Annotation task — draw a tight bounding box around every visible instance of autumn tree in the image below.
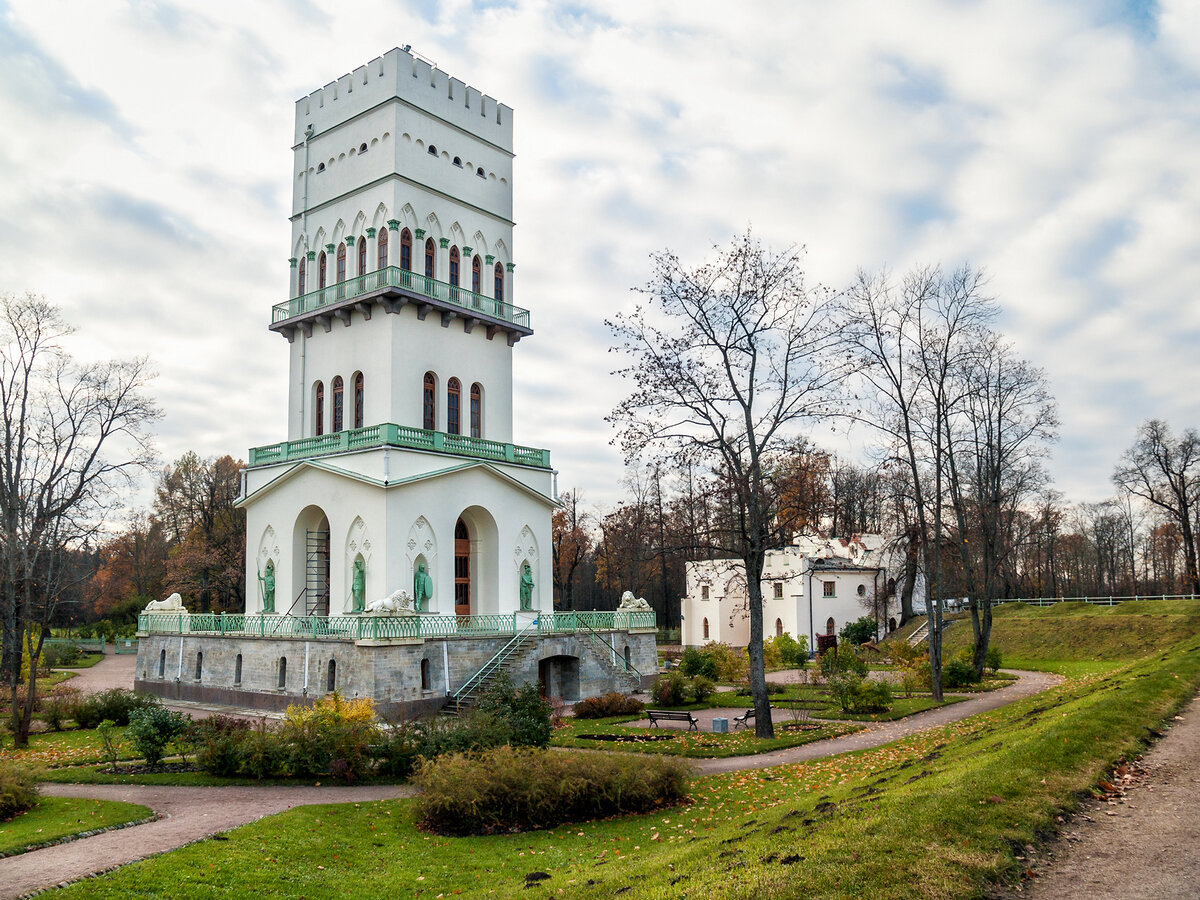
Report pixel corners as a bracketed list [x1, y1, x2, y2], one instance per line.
[608, 232, 847, 738]
[552, 490, 593, 609]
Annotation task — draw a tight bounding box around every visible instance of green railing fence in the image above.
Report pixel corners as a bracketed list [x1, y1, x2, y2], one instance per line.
[272, 266, 531, 329]
[247, 422, 550, 469]
[138, 609, 656, 641]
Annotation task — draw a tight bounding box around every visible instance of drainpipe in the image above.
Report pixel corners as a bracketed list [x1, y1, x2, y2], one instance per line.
[442, 641, 450, 693]
[303, 641, 310, 695]
[176, 636, 184, 682]
[807, 568, 815, 659]
[297, 123, 314, 436]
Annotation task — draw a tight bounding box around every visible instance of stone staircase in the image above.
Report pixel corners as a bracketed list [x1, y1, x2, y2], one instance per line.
[442, 627, 537, 715]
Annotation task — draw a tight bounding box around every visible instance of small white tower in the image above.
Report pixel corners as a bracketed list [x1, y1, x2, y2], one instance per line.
[239, 48, 554, 620]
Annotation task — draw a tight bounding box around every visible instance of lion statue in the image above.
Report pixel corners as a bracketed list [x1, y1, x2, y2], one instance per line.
[364, 589, 416, 616]
[143, 592, 187, 613]
[618, 591, 651, 611]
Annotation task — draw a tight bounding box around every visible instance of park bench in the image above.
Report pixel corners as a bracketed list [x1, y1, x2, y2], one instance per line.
[733, 708, 756, 730]
[646, 709, 699, 731]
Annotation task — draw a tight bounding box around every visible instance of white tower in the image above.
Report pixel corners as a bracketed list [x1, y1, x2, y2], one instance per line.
[239, 49, 554, 620]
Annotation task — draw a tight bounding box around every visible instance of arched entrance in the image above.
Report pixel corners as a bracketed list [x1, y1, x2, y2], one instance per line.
[293, 505, 330, 617]
[538, 655, 580, 700]
[454, 518, 471, 615]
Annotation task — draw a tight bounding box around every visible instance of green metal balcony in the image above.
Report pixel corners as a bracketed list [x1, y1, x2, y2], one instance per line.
[271, 266, 531, 334]
[248, 422, 551, 469]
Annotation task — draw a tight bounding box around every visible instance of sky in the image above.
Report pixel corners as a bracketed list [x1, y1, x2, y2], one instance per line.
[2, 0, 1199, 516]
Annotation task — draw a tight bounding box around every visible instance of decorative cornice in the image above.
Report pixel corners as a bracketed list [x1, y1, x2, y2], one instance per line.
[288, 257, 298, 268]
[325, 243, 336, 254]
[387, 219, 401, 231]
[345, 235, 356, 246]
[439, 238, 450, 249]
[306, 251, 316, 261]
[485, 255, 495, 265]
[414, 228, 426, 240]
[506, 262, 516, 272]
[366, 227, 377, 238]
[462, 246, 473, 256]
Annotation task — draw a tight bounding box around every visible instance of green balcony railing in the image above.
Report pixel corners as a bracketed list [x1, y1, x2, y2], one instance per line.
[137, 609, 657, 640]
[247, 422, 550, 469]
[272, 266, 531, 330]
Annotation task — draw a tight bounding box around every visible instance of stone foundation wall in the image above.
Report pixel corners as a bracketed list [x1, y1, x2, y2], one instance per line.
[135, 630, 657, 716]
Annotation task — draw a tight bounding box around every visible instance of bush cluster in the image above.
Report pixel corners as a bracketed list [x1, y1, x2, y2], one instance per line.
[41, 643, 82, 667]
[827, 672, 894, 713]
[573, 692, 645, 719]
[764, 632, 809, 669]
[0, 762, 40, 821]
[414, 745, 689, 835]
[820, 643, 868, 680]
[74, 689, 160, 729]
[942, 658, 981, 689]
[679, 642, 747, 683]
[651, 672, 714, 706]
[839, 616, 879, 646]
[126, 706, 189, 767]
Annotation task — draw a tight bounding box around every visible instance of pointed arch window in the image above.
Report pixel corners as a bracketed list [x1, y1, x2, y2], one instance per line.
[423, 372, 436, 431]
[332, 376, 344, 432]
[470, 383, 481, 438]
[703, 618, 710, 640]
[494, 262, 504, 306]
[336, 243, 346, 282]
[449, 246, 460, 287]
[447, 377, 461, 435]
[425, 238, 435, 278]
[377, 226, 389, 269]
[354, 372, 364, 429]
[471, 255, 482, 293]
[298, 258, 306, 296]
[318, 251, 327, 289]
[400, 228, 412, 272]
[357, 237, 366, 276]
[314, 381, 325, 436]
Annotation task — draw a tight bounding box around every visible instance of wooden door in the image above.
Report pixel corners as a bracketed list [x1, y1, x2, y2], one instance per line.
[454, 518, 470, 615]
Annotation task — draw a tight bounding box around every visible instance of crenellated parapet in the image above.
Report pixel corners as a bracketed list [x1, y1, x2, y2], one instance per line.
[295, 47, 513, 152]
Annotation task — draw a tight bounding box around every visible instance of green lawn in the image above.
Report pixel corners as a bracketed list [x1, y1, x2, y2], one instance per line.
[45, 633, 1200, 900]
[51, 653, 107, 669]
[552, 715, 860, 757]
[0, 726, 134, 768]
[0, 797, 152, 857]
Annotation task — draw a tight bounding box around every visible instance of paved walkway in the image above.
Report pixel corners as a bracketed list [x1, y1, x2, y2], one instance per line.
[8, 657, 1060, 897]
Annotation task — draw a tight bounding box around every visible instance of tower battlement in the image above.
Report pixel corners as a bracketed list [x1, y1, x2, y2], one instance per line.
[295, 48, 513, 152]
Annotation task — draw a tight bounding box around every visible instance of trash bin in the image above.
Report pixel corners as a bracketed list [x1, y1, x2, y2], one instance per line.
[712, 717, 729, 733]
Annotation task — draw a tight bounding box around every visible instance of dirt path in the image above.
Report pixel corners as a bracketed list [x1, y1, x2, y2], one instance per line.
[1007, 691, 1200, 900]
[0, 783, 416, 899]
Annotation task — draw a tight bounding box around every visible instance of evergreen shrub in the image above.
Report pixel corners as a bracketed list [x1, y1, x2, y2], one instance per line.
[0, 762, 40, 821]
[572, 693, 645, 719]
[126, 706, 189, 767]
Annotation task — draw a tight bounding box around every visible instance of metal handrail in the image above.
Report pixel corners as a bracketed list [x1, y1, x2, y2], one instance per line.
[574, 617, 643, 679]
[451, 619, 538, 705]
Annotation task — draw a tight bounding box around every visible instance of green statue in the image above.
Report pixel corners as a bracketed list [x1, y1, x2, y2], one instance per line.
[258, 560, 276, 613]
[413, 561, 433, 612]
[519, 563, 534, 610]
[351, 558, 366, 613]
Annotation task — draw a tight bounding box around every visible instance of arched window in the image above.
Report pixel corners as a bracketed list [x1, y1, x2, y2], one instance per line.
[421, 658, 431, 690]
[354, 372, 364, 429]
[428, 144, 437, 155]
[423, 372, 436, 431]
[775, 618, 784, 638]
[314, 381, 325, 436]
[624, 645, 632, 668]
[470, 383, 481, 438]
[449, 246, 460, 287]
[336, 243, 346, 282]
[447, 377, 461, 435]
[326, 659, 336, 692]
[377, 226, 389, 269]
[158, 648, 166, 678]
[278, 657, 288, 689]
[494, 262, 504, 305]
[425, 238, 435, 278]
[357, 237, 366, 276]
[703, 618, 710, 640]
[826, 617, 836, 636]
[194, 651, 203, 681]
[234, 654, 243, 685]
[471, 254, 482, 293]
[359, 142, 367, 153]
[453, 156, 462, 167]
[400, 228, 412, 272]
[476, 166, 485, 177]
[317, 162, 325, 172]
[298, 257, 306, 296]
[332, 376, 344, 432]
[318, 251, 327, 289]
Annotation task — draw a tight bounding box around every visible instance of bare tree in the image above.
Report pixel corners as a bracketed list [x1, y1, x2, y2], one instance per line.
[0, 294, 159, 745]
[552, 490, 592, 609]
[608, 232, 847, 738]
[1113, 420, 1200, 595]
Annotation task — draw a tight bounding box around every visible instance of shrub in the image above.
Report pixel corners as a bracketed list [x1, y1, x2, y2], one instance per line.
[849, 678, 893, 714]
[735, 681, 788, 697]
[652, 671, 689, 706]
[236, 721, 288, 780]
[899, 660, 931, 697]
[701, 642, 749, 683]
[689, 675, 716, 703]
[41, 684, 81, 731]
[573, 693, 645, 719]
[127, 706, 189, 767]
[414, 745, 689, 835]
[820, 643, 868, 680]
[942, 658, 981, 689]
[373, 719, 426, 779]
[985, 645, 1003, 674]
[41, 643, 81, 667]
[96, 720, 121, 772]
[840, 616, 879, 646]
[473, 675, 553, 748]
[75, 689, 159, 729]
[192, 716, 253, 777]
[678, 646, 719, 680]
[280, 692, 380, 781]
[886, 640, 926, 669]
[0, 761, 40, 821]
[827, 670, 863, 711]
[770, 632, 809, 668]
[411, 710, 517, 759]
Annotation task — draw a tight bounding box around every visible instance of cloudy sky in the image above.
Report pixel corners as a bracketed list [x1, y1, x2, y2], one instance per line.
[2, 0, 1198, 514]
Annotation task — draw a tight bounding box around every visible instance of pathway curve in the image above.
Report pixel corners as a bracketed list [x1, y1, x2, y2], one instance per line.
[8, 661, 1059, 897]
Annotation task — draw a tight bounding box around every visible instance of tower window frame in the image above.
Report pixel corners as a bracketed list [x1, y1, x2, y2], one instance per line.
[336, 242, 346, 283]
[298, 257, 306, 296]
[470, 383, 481, 438]
[471, 255, 482, 294]
[447, 377, 461, 435]
[400, 228, 412, 272]
[332, 375, 344, 432]
[493, 262, 504, 306]
[425, 238, 436, 279]
[318, 251, 327, 289]
[357, 237, 366, 276]
[423, 372, 436, 431]
[449, 246, 460, 287]
[354, 371, 364, 429]
[377, 226, 389, 269]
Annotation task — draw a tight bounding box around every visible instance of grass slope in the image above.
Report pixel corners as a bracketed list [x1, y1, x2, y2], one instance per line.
[0, 797, 152, 856]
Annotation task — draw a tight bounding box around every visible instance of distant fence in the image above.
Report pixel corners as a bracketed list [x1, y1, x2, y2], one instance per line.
[989, 594, 1199, 608]
[43, 637, 106, 654]
[113, 638, 139, 654]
